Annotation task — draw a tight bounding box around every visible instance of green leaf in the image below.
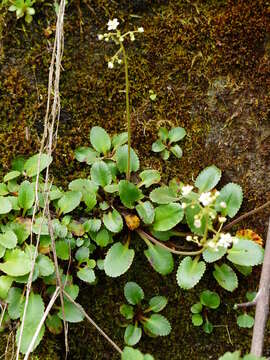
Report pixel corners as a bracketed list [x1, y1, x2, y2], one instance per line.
[16, 292, 45, 354]
[161, 149, 170, 160]
[143, 314, 171, 336]
[58, 300, 84, 323]
[150, 186, 179, 204]
[136, 201, 155, 224]
[200, 290, 220, 309]
[227, 239, 264, 267]
[120, 304, 134, 320]
[7, 287, 23, 319]
[124, 324, 142, 346]
[234, 264, 252, 276]
[237, 314, 254, 328]
[0, 183, 8, 196]
[83, 219, 101, 233]
[176, 257, 206, 289]
[91, 161, 112, 187]
[94, 228, 111, 247]
[190, 303, 203, 314]
[64, 284, 79, 301]
[153, 203, 183, 231]
[0, 196, 12, 214]
[219, 351, 241, 360]
[0, 249, 31, 276]
[158, 127, 168, 141]
[139, 170, 161, 188]
[45, 314, 63, 335]
[18, 180, 35, 213]
[203, 246, 226, 263]
[104, 242, 135, 277]
[112, 132, 128, 149]
[122, 347, 144, 360]
[103, 210, 123, 233]
[185, 204, 209, 236]
[74, 146, 99, 164]
[0, 230, 17, 249]
[11, 156, 25, 172]
[0, 276, 13, 299]
[90, 126, 111, 154]
[77, 267, 96, 283]
[144, 244, 174, 275]
[116, 145, 140, 174]
[24, 153, 52, 177]
[68, 179, 98, 196]
[148, 296, 167, 313]
[195, 165, 222, 192]
[246, 291, 257, 302]
[58, 191, 82, 214]
[55, 240, 69, 260]
[168, 127, 186, 143]
[4, 170, 21, 182]
[213, 264, 238, 292]
[36, 255, 54, 277]
[124, 282, 144, 305]
[170, 144, 183, 158]
[192, 313, 203, 326]
[203, 320, 213, 334]
[75, 246, 89, 262]
[152, 140, 166, 153]
[216, 183, 243, 218]
[119, 180, 143, 209]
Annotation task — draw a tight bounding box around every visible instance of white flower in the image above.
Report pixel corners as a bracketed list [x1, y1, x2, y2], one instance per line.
[182, 185, 193, 196]
[220, 201, 227, 208]
[97, 34, 103, 40]
[181, 202, 187, 209]
[194, 219, 201, 228]
[218, 216, 227, 223]
[130, 32, 135, 41]
[218, 233, 233, 248]
[119, 36, 124, 42]
[117, 59, 122, 64]
[199, 192, 213, 206]
[186, 235, 192, 241]
[108, 61, 114, 69]
[107, 18, 119, 31]
[207, 240, 217, 249]
[138, 27, 144, 33]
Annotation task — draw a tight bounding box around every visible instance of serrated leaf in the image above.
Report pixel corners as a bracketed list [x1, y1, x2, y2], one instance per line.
[124, 282, 144, 305]
[0, 249, 31, 276]
[74, 146, 99, 164]
[235, 264, 253, 276]
[176, 256, 206, 289]
[104, 242, 134, 277]
[192, 313, 203, 326]
[122, 347, 144, 360]
[58, 300, 84, 323]
[36, 255, 54, 277]
[216, 183, 243, 218]
[90, 126, 111, 154]
[24, 154, 52, 177]
[75, 246, 89, 262]
[139, 170, 161, 188]
[144, 244, 174, 275]
[55, 240, 69, 260]
[77, 267, 96, 283]
[136, 201, 155, 224]
[227, 239, 264, 266]
[4, 170, 21, 183]
[0, 196, 12, 214]
[112, 132, 128, 149]
[170, 144, 183, 158]
[91, 161, 112, 187]
[213, 264, 238, 292]
[150, 186, 179, 204]
[143, 314, 171, 336]
[153, 203, 183, 231]
[124, 324, 142, 346]
[148, 296, 167, 312]
[18, 180, 35, 212]
[45, 314, 63, 335]
[94, 228, 111, 247]
[83, 219, 101, 233]
[119, 180, 143, 209]
[103, 209, 123, 233]
[0, 276, 13, 299]
[0, 230, 17, 249]
[7, 287, 23, 319]
[200, 290, 220, 309]
[195, 165, 221, 192]
[58, 191, 82, 214]
[168, 127, 186, 143]
[116, 145, 140, 174]
[203, 246, 226, 263]
[237, 314, 254, 328]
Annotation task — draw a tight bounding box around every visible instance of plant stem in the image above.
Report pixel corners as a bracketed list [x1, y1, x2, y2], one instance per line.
[137, 229, 204, 256]
[121, 42, 131, 181]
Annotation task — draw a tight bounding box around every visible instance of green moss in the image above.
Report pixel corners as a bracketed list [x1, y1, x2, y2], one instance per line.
[1, 0, 270, 358]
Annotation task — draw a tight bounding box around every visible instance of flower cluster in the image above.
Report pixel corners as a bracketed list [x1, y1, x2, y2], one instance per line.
[207, 232, 236, 251]
[97, 18, 144, 69]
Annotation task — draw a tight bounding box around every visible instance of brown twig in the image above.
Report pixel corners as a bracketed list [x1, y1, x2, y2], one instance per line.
[62, 290, 123, 355]
[223, 200, 270, 231]
[234, 290, 261, 310]
[250, 217, 270, 357]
